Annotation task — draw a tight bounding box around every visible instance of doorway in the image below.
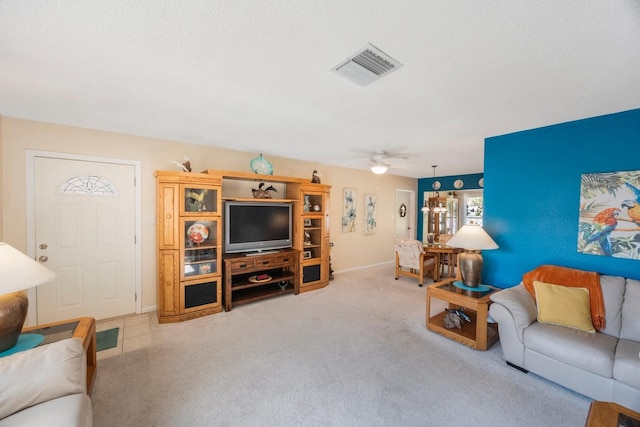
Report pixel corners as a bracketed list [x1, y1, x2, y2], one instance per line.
[394, 189, 415, 239]
[26, 151, 142, 325]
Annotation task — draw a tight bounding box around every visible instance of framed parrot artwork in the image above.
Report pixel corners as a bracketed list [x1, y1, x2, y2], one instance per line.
[578, 169, 640, 259]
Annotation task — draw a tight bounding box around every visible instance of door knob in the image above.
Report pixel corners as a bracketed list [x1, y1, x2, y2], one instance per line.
[38, 256, 48, 262]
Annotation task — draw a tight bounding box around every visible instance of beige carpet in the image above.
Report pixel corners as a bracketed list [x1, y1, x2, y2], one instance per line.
[91, 263, 591, 426]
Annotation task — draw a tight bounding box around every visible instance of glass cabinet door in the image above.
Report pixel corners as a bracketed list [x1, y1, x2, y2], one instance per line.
[180, 184, 220, 215]
[446, 198, 459, 234]
[181, 219, 219, 280]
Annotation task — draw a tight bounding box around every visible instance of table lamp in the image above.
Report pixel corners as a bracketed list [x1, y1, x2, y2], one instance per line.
[0, 242, 56, 352]
[446, 225, 498, 288]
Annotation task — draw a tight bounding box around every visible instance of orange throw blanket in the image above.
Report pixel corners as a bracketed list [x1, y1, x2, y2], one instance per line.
[523, 265, 605, 331]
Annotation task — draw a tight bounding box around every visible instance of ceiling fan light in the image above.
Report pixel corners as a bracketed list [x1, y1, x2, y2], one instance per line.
[371, 164, 388, 174]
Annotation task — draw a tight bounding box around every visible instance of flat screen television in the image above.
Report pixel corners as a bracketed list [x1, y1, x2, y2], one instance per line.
[224, 201, 292, 254]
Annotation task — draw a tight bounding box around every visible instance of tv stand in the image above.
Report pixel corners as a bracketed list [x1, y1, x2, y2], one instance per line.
[244, 250, 280, 256]
[223, 248, 299, 311]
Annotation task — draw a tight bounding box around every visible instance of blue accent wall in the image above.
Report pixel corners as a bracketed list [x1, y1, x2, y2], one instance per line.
[483, 108, 640, 288]
[416, 173, 483, 240]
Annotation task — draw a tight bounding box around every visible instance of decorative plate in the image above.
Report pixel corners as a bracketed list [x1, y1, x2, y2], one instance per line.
[249, 274, 272, 283]
[432, 180, 441, 190]
[454, 179, 464, 189]
[187, 223, 209, 245]
[479, 178, 484, 188]
[250, 154, 273, 175]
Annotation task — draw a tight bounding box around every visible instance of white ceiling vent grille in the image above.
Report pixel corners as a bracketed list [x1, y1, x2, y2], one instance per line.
[332, 43, 403, 86]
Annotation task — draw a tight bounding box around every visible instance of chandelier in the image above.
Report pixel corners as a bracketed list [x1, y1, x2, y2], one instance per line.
[422, 165, 447, 213]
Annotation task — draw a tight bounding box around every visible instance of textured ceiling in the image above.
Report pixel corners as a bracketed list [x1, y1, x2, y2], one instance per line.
[1, 1, 639, 178]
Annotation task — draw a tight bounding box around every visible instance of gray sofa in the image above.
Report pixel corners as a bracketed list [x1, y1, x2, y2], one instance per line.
[489, 274, 640, 411]
[0, 338, 92, 426]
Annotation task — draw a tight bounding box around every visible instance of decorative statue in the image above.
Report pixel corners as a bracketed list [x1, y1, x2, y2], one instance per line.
[251, 182, 277, 199]
[443, 308, 471, 330]
[311, 170, 321, 184]
[169, 155, 192, 172]
[443, 310, 462, 329]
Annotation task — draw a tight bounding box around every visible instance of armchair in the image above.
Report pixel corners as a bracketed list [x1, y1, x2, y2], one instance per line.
[394, 239, 437, 286]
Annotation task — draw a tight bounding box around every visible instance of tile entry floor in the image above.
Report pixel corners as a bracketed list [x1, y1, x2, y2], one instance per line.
[96, 312, 154, 361]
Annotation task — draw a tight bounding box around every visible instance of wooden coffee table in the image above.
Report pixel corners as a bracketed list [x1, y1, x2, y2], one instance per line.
[23, 317, 97, 394]
[585, 401, 640, 426]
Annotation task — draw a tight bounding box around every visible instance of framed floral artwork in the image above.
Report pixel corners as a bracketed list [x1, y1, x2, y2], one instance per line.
[364, 194, 377, 235]
[342, 188, 357, 232]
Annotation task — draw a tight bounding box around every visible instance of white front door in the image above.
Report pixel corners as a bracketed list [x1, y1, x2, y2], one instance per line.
[34, 156, 137, 323]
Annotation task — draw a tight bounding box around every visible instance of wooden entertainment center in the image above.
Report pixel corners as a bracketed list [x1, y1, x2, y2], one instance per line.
[155, 169, 331, 323]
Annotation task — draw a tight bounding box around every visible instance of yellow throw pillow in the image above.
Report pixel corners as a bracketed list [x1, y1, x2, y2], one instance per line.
[533, 280, 595, 333]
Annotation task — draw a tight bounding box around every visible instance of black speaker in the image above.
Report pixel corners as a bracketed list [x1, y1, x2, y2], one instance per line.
[184, 280, 217, 309]
[303, 264, 321, 283]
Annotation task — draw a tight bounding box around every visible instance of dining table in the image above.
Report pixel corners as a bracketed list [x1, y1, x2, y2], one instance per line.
[423, 243, 463, 281]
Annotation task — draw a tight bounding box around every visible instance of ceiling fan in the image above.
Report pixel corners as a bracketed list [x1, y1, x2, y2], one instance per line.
[366, 150, 410, 174]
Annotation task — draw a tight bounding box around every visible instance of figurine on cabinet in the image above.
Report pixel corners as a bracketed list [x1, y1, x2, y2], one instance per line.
[252, 182, 277, 199]
[169, 155, 192, 172]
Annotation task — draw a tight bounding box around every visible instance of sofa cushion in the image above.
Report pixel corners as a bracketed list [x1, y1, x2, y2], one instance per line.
[599, 275, 626, 339]
[620, 279, 640, 341]
[0, 393, 92, 427]
[0, 338, 85, 420]
[523, 265, 605, 330]
[523, 322, 617, 377]
[533, 280, 595, 333]
[490, 283, 538, 336]
[613, 339, 640, 390]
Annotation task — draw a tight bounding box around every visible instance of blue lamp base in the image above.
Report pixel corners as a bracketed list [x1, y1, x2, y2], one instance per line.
[0, 334, 44, 358]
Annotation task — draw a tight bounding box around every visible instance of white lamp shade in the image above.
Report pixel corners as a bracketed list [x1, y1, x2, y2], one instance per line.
[446, 225, 499, 250]
[370, 164, 388, 174]
[0, 242, 56, 293]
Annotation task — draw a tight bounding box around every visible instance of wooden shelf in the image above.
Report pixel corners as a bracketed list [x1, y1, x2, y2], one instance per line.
[228, 284, 296, 308]
[184, 245, 217, 251]
[427, 310, 498, 347]
[231, 271, 295, 291]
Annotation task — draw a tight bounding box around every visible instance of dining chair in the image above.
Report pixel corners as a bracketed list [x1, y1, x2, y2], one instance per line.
[394, 239, 437, 286]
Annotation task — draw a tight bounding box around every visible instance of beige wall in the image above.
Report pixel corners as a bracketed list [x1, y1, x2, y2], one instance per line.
[1, 116, 416, 313]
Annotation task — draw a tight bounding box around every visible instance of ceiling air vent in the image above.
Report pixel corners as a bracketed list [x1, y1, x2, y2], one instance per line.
[332, 43, 403, 86]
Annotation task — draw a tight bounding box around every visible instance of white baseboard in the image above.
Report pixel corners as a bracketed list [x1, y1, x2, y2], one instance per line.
[142, 305, 157, 314]
[333, 260, 394, 275]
